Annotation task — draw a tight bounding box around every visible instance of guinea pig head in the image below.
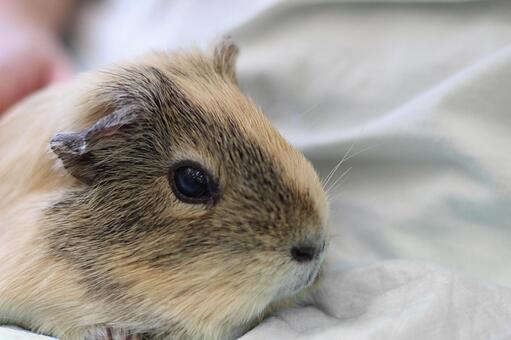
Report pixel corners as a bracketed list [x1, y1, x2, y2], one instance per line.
[47, 41, 329, 339]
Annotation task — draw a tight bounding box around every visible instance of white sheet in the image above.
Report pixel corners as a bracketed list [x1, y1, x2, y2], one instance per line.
[242, 260, 511, 339]
[3, 0, 511, 338]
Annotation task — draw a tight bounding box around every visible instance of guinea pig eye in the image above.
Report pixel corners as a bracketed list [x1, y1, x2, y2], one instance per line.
[169, 161, 217, 204]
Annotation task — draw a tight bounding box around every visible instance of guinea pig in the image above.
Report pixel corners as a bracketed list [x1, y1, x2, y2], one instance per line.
[0, 40, 329, 340]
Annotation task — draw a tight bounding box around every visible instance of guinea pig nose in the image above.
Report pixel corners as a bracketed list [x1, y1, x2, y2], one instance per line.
[291, 243, 320, 263]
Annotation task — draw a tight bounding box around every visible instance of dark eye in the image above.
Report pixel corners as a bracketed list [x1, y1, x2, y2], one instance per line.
[169, 162, 217, 204]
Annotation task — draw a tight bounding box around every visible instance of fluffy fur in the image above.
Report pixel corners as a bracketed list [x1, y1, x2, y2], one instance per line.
[0, 41, 329, 339]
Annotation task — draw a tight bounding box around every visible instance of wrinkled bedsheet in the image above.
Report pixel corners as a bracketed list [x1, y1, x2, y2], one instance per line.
[242, 260, 511, 339]
[3, 0, 511, 339]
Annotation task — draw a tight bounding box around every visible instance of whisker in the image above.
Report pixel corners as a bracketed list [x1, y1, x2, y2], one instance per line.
[337, 144, 377, 165]
[326, 166, 352, 194]
[324, 143, 378, 197]
[322, 140, 355, 189]
[321, 128, 375, 189]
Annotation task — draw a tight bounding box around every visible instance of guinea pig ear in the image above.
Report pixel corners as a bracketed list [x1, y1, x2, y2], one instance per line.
[213, 37, 239, 84]
[50, 109, 136, 185]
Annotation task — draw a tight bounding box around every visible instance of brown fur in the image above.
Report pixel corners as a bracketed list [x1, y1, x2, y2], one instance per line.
[0, 41, 329, 339]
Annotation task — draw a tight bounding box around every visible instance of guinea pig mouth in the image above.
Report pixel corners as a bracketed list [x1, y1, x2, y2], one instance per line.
[301, 260, 323, 290]
[275, 260, 324, 301]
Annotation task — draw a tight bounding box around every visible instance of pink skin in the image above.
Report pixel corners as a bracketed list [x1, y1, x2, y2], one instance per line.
[0, 15, 72, 113]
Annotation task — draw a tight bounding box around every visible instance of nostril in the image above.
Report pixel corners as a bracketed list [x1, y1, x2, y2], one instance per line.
[291, 245, 317, 263]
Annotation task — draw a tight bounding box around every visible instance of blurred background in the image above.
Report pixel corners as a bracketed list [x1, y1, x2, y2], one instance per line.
[1, 1, 511, 338]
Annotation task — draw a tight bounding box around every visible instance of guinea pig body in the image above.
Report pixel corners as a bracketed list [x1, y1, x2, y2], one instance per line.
[0, 42, 329, 339]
